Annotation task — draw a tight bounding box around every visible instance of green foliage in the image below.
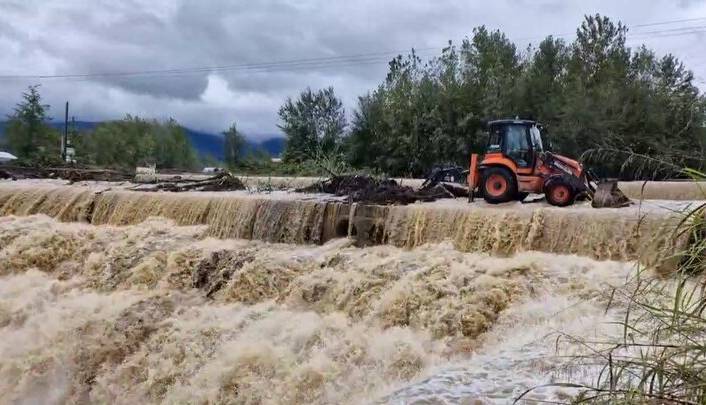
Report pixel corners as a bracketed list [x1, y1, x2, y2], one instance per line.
[223, 122, 247, 168]
[345, 14, 706, 179]
[279, 87, 347, 164]
[4, 85, 61, 163]
[74, 115, 198, 170]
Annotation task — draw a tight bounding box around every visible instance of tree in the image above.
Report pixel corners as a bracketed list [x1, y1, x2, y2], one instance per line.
[571, 14, 629, 84]
[554, 14, 631, 157]
[460, 26, 523, 118]
[223, 122, 247, 168]
[154, 118, 198, 169]
[343, 14, 706, 179]
[76, 115, 198, 170]
[5, 85, 60, 161]
[517, 36, 568, 124]
[279, 87, 346, 163]
[347, 91, 386, 169]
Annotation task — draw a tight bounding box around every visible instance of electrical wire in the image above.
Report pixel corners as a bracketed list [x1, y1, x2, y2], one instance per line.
[1, 16, 706, 82]
[0, 48, 437, 81]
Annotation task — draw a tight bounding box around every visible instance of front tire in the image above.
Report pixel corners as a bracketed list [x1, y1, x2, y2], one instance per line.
[482, 167, 517, 204]
[545, 181, 576, 207]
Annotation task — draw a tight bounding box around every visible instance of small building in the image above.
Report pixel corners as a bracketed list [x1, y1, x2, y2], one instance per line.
[202, 167, 224, 174]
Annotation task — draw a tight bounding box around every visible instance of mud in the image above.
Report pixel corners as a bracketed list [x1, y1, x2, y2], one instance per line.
[297, 175, 461, 205]
[0, 215, 636, 404]
[230, 177, 706, 201]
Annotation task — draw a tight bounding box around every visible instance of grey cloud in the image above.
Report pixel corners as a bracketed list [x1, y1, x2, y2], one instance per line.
[0, 0, 705, 135]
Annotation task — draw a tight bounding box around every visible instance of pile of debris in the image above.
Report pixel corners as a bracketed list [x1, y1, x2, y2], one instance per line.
[0, 164, 245, 193]
[132, 171, 246, 192]
[592, 181, 632, 208]
[0, 166, 133, 182]
[299, 174, 468, 205]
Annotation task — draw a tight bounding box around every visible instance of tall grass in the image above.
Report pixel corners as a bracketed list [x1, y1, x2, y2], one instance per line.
[571, 274, 706, 403]
[517, 167, 706, 404]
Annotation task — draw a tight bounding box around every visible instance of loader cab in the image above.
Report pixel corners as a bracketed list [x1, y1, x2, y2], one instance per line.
[486, 119, 544, 168]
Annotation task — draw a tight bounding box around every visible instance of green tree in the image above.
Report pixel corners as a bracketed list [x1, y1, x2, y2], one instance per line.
[460, 26, 523, 118]
[76, 115, 197, 170]
[153, 118, 198, 169]
[223, 122, 247, 168]
[279, 87, 346, 163]
[345, 13, 706, 179]
[347, 91, 386, 169]
[554, 14, 630, 158]
[517, 36, 568, 124]
[5, 85, 60, 161]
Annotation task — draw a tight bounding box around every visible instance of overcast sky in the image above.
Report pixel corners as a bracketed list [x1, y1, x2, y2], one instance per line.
[1, 0, 705, 139]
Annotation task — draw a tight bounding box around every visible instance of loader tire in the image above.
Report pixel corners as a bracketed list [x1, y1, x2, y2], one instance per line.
[481, 167, 517, 204]
[545, 180, 576, 207]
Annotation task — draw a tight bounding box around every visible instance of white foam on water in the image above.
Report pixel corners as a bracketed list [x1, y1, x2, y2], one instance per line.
[0, 215, 644, 404]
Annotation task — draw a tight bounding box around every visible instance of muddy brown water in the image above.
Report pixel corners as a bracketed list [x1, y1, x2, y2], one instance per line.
[0, 180, 701, 403]
[0, 181, 694, 264]
[0, 215, 635, 403]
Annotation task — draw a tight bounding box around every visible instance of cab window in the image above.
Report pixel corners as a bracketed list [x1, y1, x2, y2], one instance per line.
[530, 126, 543, 152]
[504, 124, 531, 167]
[488, 128, 502, 152]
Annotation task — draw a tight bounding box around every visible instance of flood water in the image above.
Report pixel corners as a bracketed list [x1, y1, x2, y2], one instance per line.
[0, 179, 693, 404]
[0, 214, 636, 404]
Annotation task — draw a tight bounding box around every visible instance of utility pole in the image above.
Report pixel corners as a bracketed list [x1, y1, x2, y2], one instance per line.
[62, 101, 69, 162]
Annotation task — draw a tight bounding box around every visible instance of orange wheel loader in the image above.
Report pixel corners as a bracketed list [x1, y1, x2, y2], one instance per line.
[467, 119, 599, 207]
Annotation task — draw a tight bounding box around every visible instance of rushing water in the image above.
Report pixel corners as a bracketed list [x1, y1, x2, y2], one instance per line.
[0, 215, 636, 404]
[0, 180, 696, 403]
[0, 182, 689, 265]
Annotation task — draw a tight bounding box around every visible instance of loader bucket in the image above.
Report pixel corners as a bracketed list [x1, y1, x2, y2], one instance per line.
[591, 181, 632, 208]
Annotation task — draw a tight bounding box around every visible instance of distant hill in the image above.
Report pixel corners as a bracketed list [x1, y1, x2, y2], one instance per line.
[259, 137, 286, 156]
[0, 120, 285, 160]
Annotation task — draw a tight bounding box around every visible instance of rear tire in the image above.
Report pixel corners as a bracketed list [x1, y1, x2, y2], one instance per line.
[482, 167, 517, 204]
[545, 181, 576, 207]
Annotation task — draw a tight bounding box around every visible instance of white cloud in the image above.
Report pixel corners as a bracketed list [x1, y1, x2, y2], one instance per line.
[0, 0, 704, 138]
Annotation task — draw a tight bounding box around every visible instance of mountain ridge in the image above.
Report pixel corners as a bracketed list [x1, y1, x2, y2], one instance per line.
[0, 120, 285, 160]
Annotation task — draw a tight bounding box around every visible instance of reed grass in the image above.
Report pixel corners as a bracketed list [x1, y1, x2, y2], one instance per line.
[517, 167, 706, 404]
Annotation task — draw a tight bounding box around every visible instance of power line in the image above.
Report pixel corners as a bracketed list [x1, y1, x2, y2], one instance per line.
[629, 25, 706, 39]
[633, 16, 706, 28]
[2, 16, 706, 82]
[0, 48, 437, 81]
[54, 57, 410, 83]
[4, 50, 441, 83]
[515, 17, 706, 42]
[630, 24, 706, 35]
